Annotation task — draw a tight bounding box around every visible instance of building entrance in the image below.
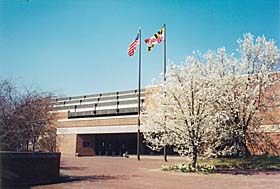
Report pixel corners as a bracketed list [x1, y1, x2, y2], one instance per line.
[95, 133, 138, 156]
[76, 133, 176, 157]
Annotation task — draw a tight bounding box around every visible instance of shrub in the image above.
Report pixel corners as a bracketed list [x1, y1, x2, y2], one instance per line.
[162, 163, 216, 173]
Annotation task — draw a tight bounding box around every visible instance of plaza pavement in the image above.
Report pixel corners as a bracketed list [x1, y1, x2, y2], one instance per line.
[32, 156, 280, 189]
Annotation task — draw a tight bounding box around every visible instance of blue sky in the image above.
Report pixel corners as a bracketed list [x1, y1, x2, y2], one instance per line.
[0, 0, 279, 96]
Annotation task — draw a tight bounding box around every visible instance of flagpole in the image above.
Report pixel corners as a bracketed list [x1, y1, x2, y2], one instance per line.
[164, 24, 166, 78]
[163, 24, 168, 162]
[137, 28, 141, 161]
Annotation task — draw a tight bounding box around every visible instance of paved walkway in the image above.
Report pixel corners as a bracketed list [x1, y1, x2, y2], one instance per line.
[33, 156, 280, 189]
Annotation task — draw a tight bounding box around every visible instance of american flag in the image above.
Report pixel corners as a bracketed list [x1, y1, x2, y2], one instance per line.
[128, 33, 140, 56]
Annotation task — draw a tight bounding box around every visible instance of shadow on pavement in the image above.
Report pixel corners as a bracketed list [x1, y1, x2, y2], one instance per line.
[1, 174, 119, 189]
[60, 166, 88, 171]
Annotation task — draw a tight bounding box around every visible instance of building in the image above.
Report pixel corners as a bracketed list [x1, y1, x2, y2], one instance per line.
[54, 88, 162, 157]
[54, 85, 280, 157]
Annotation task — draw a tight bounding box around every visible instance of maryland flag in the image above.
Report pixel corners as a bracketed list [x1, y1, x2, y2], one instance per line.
[144, 26, 165, 51]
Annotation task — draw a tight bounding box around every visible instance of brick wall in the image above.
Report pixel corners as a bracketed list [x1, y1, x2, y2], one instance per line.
[76, 134, 95, 156]
[57, 134, 77, 157]
[54, 111, 68, 120]
[59, 117, 138, 128]
[144, 87, 153, 107]
[248, 132, 280, 155]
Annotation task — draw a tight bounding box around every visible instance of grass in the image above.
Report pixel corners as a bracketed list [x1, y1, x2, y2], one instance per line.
[162, 155, 280, 173]
[198, 155, 280, 170]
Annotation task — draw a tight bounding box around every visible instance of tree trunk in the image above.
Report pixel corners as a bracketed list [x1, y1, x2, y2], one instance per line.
[191, 146, 198, 168]
[236, 135, 251, 157]
[240, 139, 251, 157]
[32, 136, 37, 151]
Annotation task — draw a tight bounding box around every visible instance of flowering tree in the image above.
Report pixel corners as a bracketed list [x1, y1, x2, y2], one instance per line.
[207, 34, 280, 157]
[142, 60, 220, 168]
[142, 33, 280, 167]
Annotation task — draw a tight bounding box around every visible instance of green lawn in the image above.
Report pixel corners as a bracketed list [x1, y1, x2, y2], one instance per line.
[162, 155, 280, 173]
[199, 155, 280, 170]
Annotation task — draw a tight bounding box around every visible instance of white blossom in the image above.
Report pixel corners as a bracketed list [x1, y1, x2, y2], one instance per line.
[141, 33, 280, 167]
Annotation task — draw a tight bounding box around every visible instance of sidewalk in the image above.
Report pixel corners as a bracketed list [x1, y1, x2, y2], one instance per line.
[31, 157, 280, 189]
